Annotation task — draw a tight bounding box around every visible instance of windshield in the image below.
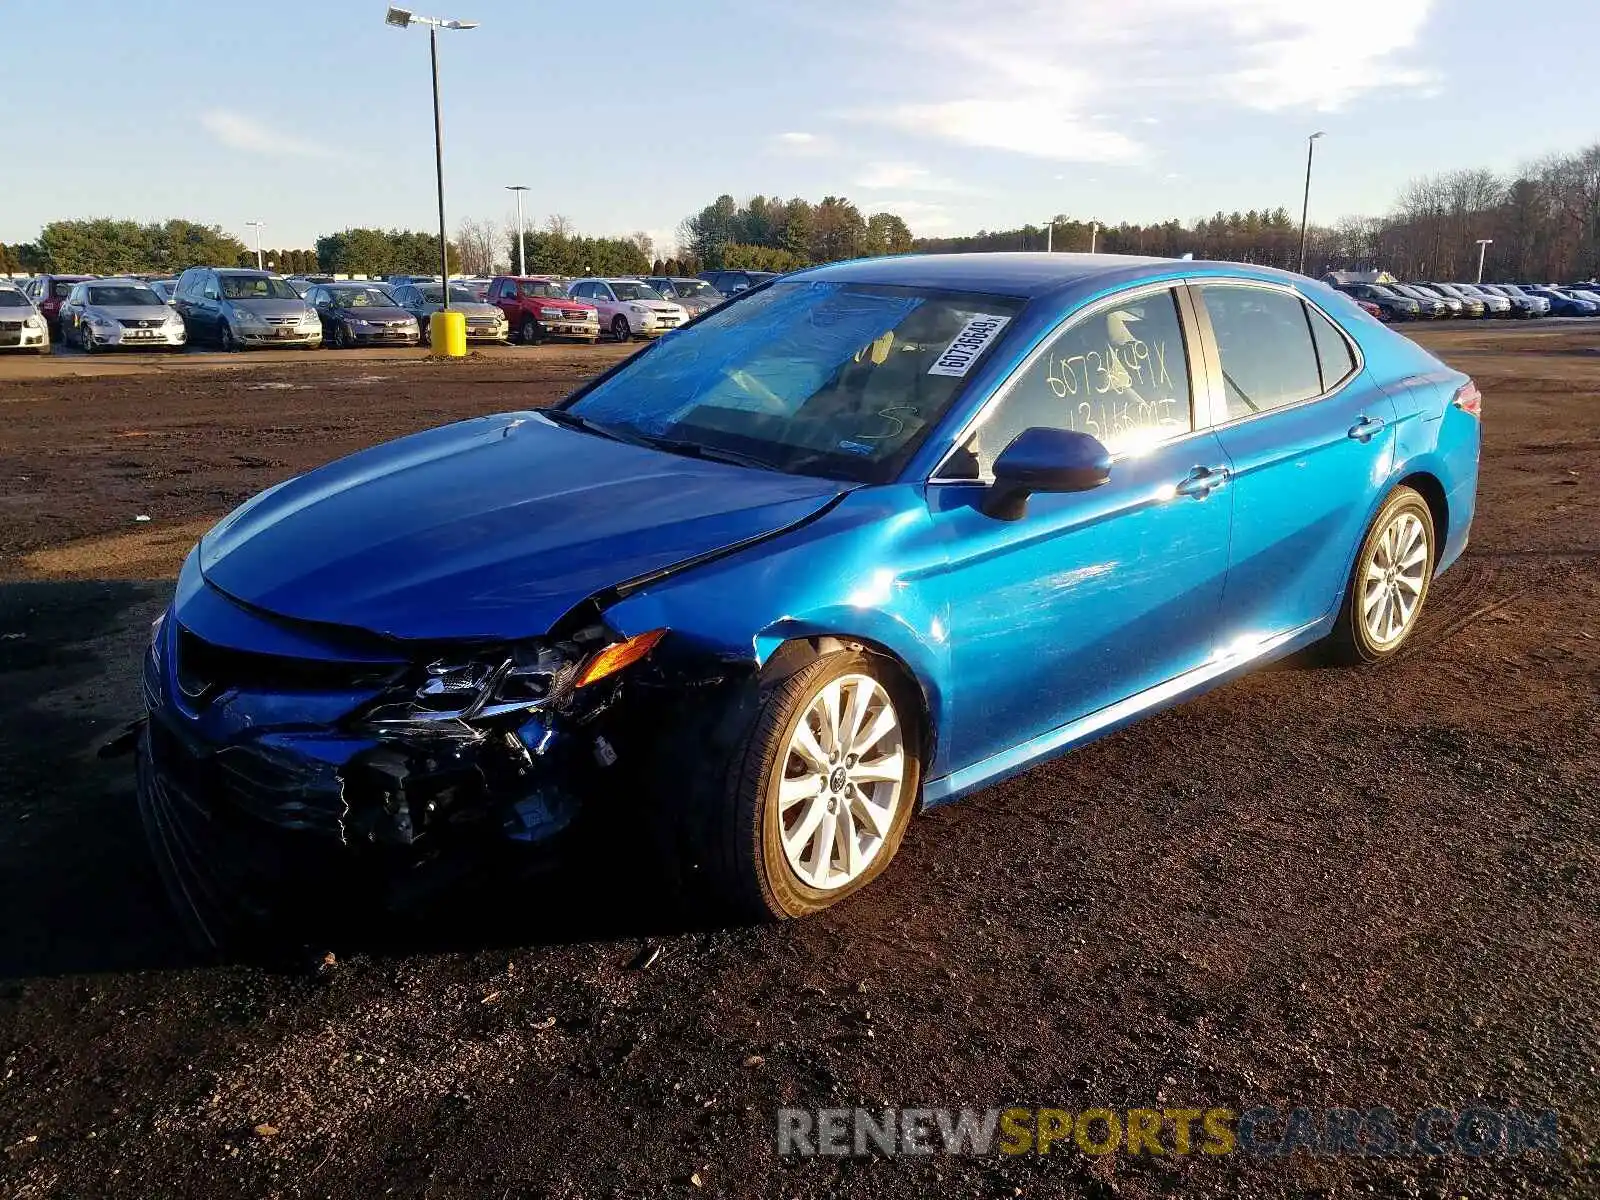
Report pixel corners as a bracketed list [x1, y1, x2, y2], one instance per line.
[670, 280, 716, 298]
[52, 281, 80, 298]
[221, 275, 301, 300]
[0, 291, 29, 308]
[567, 280, 1024, 483]
[1365, 285, 1400, 300]
[418, 286, 478, 304]
[519, 280, 564, 299]
[609, 282, 665, 302]
[329, 288, 395, 308]
[87, 286, 161, 306]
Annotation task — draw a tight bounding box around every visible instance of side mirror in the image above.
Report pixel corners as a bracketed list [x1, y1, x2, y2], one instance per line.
[982, 427, 1112, 520]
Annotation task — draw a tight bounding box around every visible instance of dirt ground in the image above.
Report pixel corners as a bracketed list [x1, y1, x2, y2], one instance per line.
[0, 327, 1595, 1198]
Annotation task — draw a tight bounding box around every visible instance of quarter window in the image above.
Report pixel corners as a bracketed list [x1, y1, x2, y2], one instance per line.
[1306, 304, 1357, 392]
[1199, 285, 1323, 420]
[956, 287, 1193, 477]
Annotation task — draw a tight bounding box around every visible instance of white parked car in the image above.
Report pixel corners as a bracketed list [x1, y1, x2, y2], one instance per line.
[0, 285, 50, 353]
[567, 277, 687, 342]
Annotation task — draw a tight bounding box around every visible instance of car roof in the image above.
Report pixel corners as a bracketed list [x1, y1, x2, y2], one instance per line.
[789, 252, 1196, 299]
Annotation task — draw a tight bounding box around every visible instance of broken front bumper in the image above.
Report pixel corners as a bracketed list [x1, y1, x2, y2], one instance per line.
[134, 602, 618, 946]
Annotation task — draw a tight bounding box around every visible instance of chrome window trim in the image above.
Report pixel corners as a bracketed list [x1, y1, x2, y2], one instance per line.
[928, 280, 1207, 483]
[1183, 278, 1367, 436]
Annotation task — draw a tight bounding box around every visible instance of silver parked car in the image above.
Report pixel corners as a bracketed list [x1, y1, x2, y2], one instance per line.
[58, 279, 187, 352]
[390, 282, 508, 342]
[0, 285, 50, 353]
[643, 276, 725, 316]
[172, 268, 322, 350]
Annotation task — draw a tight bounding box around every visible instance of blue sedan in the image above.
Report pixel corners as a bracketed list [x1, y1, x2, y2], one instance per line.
[136, 254, 1481, 939]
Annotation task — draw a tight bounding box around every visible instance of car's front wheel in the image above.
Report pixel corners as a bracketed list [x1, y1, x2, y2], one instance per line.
[1326, 485, 1435, 664]
[520, 316, 540, 345]
[611, 315, 631, 343]
[690, 651, 920, 919]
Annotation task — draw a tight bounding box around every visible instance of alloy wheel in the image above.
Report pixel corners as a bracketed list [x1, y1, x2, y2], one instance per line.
[612, 316, 630, 343]
[1361, 511, 1429, 646]
[777, 673, 906, 892]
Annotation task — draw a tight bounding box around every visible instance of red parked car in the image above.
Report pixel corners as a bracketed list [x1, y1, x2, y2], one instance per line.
[24, 274, 95, 337]
[486, 276, 600, 344]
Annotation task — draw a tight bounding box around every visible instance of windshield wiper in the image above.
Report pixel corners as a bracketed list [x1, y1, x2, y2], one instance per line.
[635, 435, 783, 473]
[537, 408, 639, 444]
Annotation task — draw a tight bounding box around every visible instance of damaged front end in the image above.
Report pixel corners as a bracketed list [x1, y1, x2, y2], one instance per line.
[135, 574, 737, 946]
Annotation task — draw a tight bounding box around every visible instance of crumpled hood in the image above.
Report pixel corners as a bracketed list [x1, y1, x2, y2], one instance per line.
[199, 412, 847, 641]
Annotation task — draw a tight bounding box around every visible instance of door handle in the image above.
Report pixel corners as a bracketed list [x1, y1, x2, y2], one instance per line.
[1347, 415, 1387, 442]
[1174, 466, 1229, 498]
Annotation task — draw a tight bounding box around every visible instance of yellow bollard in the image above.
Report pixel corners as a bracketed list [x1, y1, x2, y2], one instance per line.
[430, 309, 467, 357]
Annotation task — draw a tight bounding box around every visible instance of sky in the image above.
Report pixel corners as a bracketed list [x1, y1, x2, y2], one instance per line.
[3, 0, 1598, 255]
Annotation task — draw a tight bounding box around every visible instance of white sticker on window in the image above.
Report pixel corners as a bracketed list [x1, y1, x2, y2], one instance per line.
[927, 313, 1011, 377]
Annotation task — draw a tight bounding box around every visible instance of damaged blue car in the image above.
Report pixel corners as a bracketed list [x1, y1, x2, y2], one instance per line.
[136, 253, 1480, 944]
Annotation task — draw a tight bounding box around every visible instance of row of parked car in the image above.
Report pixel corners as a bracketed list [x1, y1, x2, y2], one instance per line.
[0, 267, 781, 353]
[1329, 278, 1600, 321]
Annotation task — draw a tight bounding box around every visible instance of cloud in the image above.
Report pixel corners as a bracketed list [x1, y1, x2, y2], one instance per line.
[852, 161, 985, 193]
[844, 0, 1436, 157]
[201, 110, 332, 158]
[770, 131, 832, 156]
[860, 198, 958, 235]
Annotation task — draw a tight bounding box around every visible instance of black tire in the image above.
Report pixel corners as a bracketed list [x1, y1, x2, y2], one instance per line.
[1323, 485, 1436, 666]
[682, 650, 921, 921]
[611, 315, 631, 343]
[219, 323, 239, 352]
[80, 323, 96, 354]
[520, 316, 541, 345]
[332, 322, 350, 350]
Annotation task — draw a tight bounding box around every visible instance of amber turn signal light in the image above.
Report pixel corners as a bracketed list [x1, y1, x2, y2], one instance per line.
[575, 628, 667, 688]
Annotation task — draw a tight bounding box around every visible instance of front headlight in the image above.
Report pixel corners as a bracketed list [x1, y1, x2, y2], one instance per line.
[538, 306, 566, 319]
[357, 629, 666, 733]
[24, 314, 45, 330]
[236, 309, 267, 326]
[90, 314, 118, 329]
[350, 317, 371, 328]
[165, 312, 184, 327]
[299, 311, 320, 325]
[629, 305, 648, 315]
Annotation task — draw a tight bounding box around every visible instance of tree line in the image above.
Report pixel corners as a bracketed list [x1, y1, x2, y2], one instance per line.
[679, 195, 914, 273]
[8, 141, 1599, 283]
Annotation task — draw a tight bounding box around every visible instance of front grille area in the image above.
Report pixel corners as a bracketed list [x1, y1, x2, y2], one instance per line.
[175, 628, 404, 703]
[119, 318, 163, 328]
[0, 320, 24, 331]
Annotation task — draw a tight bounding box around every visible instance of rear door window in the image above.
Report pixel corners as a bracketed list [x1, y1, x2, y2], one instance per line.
[1199, 285, 1323, 420]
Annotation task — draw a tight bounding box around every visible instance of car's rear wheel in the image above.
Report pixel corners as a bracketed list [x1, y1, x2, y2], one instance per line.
[1325, 486, 1435, 665]
[611, 315, 631, 343]
[685, 651, 920, 920]
[520, 316, 540, 345]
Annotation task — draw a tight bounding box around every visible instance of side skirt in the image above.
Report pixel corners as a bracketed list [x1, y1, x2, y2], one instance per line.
[919, 616, 1332, 810]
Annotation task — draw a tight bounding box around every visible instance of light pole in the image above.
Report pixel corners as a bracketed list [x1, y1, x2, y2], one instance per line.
[1045, 217, 1052, 253]
[1089, 221, 1099, 254]
[1297, 131, 1325, 275]
[507, 184, 529, 275]
[1475, 238, 1494, 284]
[244, 220, 265, 271]
[385, 6, 478, 311]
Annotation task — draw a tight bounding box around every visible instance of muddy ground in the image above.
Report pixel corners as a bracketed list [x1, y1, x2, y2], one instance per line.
[0, 328, 1595, 1198]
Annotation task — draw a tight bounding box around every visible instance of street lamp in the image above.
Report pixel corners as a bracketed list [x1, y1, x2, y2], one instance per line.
[1475, 238, 1494, 284]
[244, 220, 265, 271]
[1089, 221, 1099, 254]
[1297, 131, 1325, 275]
[385, 6, 478, 311]
[1045, 217, 1053, 253]
[507, 185, 529, 275]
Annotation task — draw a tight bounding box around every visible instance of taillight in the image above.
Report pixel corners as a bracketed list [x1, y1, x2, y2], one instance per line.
[1453, 380, 1482, 417]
